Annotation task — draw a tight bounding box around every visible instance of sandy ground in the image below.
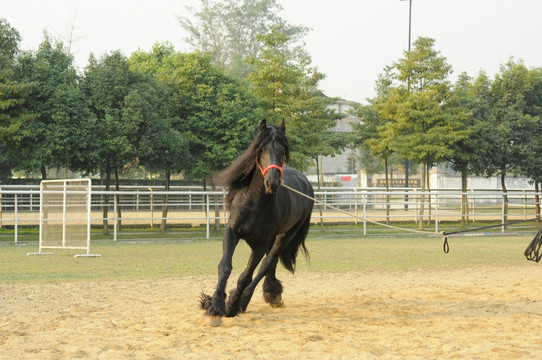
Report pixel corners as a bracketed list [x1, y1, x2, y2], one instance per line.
[1, 266, 542, 360]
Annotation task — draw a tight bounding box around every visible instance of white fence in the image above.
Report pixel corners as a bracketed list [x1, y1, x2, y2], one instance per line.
[1, 185, 541, 243]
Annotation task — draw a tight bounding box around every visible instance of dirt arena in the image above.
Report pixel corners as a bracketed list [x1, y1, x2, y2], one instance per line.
[1, 265, 542, 359]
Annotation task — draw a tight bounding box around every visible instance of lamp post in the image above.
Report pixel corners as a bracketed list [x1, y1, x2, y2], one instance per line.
[401, 0, 412, 210]
[402, 0, 412, 53]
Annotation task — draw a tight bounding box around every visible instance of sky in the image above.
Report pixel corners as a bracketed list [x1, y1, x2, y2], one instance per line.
[3, 0, 542, 104]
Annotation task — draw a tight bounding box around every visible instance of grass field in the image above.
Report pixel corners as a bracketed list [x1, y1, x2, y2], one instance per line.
[0, 233, 535, 283]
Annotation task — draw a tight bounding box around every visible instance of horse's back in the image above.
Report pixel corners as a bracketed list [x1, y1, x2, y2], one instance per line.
[280, 166, 314, 217]
[283, 166, 313, 193]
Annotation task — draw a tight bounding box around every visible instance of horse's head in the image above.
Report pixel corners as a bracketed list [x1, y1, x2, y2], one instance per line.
[256, 119, 289, 195]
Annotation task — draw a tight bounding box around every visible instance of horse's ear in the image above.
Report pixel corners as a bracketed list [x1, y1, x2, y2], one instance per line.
[279, 118, 286, 132]
[259, 119, 267, 131]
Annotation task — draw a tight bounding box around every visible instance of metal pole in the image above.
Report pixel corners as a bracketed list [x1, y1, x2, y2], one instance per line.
[114, 194, 117, 242]
[14, 194, 18, 244]
[502, 193, 505, 234]
[206, 194, 210, 239]
[62, 181, 67, 247]
[87, 180, 92, 255]
[363, 195, 367, 236]
[408, 0, 412, 53]
[401, 0, 413, 210]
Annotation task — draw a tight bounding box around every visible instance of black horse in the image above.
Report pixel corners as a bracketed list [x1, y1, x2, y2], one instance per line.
[201, 119, 314, 324]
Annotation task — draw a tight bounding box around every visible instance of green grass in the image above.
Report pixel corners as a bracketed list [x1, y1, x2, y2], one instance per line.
[0, 234, 535, 283]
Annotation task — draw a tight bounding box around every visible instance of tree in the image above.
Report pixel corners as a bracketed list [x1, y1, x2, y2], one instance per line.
[476, 59, 533, 220]
[130, 44, 262, 179]
[166, 51, 261, 182]
[508, 66, 542, 220]
[6, 33, 89, 179]
[376, 37, 467, 229]
[246, 25, 344, 172]
[352, 66, 396, 185]
[445, 72, 484, 227]
[0, 19, 24, 178]
[178, 0, 308, 78]
[352, 66, 398, 222]
[82, 50, 141, 232]
[127, 48, 192, 231]
[131, 44, 262, 230]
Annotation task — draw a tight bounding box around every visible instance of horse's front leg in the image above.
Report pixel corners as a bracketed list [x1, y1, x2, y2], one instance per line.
[239, 234, 288, 312]
[225, 245, 266, 316]
[201, 226, 239, 321]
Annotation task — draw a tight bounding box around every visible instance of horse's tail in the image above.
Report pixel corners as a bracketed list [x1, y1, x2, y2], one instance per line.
[280, 214, 311, 273]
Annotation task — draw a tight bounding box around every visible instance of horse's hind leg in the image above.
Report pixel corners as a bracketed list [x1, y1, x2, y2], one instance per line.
[263, 258, 284, 308]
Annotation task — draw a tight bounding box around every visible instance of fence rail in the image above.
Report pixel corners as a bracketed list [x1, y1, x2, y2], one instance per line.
[1, 185, 540, 243]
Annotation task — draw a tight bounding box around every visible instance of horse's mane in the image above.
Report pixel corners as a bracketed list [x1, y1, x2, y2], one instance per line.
[215, 122, 290, 207]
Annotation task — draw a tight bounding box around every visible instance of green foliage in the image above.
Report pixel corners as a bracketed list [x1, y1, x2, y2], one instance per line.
[82, 51, 139, 180]
[377, 37, 457, 169]
[246, 25, 344, 170]
[517, 68, 542, 184]
[4, 34, 89, 179]
[0, 19, 24, 178]
[131, 44, 261, 181]
[352, 66, 395, 161]
[0, 18, 20, 68]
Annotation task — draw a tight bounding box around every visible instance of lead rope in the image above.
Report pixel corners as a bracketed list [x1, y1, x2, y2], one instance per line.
[282, 182, 540, 257]
[525, 228, 542, 262]
[281, 182, 438, 237]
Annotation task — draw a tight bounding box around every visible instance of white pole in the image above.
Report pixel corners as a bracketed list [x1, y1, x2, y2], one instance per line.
[38, 182, 43, 253]
[14, 194, 18, 244]
[87, 179, 92, 254]
[114, 194, 117, 242]
[206, 194, 210, 239]
[62, 181, 67, 247]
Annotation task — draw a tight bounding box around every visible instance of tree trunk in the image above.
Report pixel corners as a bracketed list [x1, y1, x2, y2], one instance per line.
[40, 165, 47, 180]
[102, 164, 111, 235]
[316, 156, 324, 229]
[426, 165, 431, 227]
[535, 182, 540, 223]
[418, 162, 426, 231]
[385, 157, 390, 225]
[501, 171, 508, 223]
[461, 166, 469, 229]
[115, 167, 122, 231]
[160, 171, 170, 233]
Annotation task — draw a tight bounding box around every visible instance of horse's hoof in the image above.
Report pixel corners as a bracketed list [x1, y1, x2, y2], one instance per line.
[270, 299, 284, 308]
[265, 293, 284, 308]
[206, 315, 223, 327]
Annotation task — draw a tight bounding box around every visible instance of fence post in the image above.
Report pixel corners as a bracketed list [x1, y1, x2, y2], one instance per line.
[148, 188, 153, 229]
[523, 190, 527, 220]
[435, 193, 439, 233]
[354, 188, 358, 225]
[206, 193, 210, 239]
[14, 194, 18, 244]
[501, 193, 505, 234]
[114, 194, 118, 242]
[363, 194, 367, 236]
[471, 189, 476, 222]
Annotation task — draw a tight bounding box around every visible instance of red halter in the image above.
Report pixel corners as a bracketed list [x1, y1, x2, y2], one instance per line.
[256, 158, 284, 178]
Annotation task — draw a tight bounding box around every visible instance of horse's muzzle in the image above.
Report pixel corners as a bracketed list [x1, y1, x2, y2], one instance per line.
[264, 177, 281, 195]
